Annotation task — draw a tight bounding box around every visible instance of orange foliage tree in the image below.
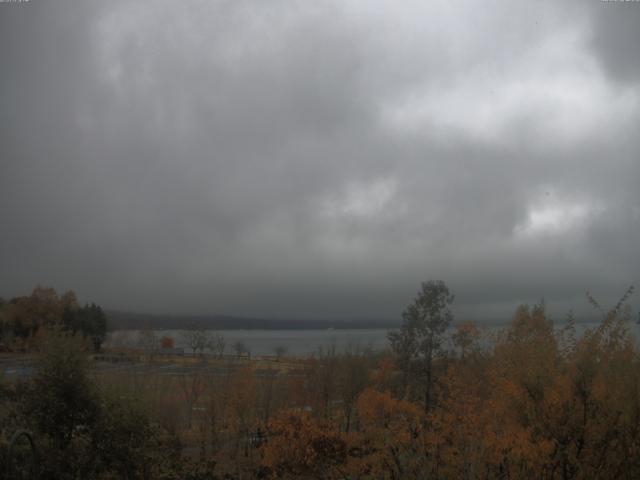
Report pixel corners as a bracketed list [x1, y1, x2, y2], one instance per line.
[262, 409, 347, 479]
[160, 335, 175, 349]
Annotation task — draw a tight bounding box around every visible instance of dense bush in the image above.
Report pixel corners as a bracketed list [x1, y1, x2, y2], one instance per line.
[0, 331, 180, 480]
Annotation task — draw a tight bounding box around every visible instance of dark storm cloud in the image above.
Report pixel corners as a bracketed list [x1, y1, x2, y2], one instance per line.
[1, 0, 638, 320]
[588, 1, 640, 84]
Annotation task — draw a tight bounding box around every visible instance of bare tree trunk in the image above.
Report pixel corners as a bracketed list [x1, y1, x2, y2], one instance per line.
[424, 339, 434, 414]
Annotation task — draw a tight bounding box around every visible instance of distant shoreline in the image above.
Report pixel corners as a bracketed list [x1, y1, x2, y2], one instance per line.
[107, 310, 604, 331]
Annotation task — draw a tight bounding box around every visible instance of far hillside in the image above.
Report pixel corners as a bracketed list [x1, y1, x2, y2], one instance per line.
[105, 310, 400, 331]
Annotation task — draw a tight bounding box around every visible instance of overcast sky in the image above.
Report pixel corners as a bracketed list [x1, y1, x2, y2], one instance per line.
[1, 0, 639, 321]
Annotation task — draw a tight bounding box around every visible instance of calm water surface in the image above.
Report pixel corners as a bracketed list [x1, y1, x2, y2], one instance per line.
[109, 321, 627, 357]
[109, 329, 391, 356]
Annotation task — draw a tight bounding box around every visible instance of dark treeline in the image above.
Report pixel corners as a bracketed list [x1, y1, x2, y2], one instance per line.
[0, 286, 107, 352]
[1, 282, 639, 479]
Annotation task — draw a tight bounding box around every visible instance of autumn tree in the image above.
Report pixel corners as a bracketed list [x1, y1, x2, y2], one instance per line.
[208, 332, 226, 358]
[179, 369, 206, 429]
[160, 335, 175, 349]
[354, 388, 425, 478]
[337, 348, 369, 432]
[181, 329, 209, 356]
[138, 325, 159, 359]
[5, 286, 77, 345]
[227, 366, 257, 458]
[262, 409, 347, 478]
[451, 320, 481, 360]
[273, 345, 287, 361]
[304, 349, 339, 420]
[233, 340, 247, 358]
[388, 280, 454, 412]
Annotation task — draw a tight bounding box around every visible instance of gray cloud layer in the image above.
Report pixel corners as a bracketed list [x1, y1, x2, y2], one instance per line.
[1, 0, 639, 320]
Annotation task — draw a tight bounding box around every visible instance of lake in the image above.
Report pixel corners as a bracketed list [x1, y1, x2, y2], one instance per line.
[108, 320, 633, 357]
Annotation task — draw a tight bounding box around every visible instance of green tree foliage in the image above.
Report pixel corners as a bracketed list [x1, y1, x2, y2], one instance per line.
[0, 298, 9, 344]
[23, 332, 98, 451]
[85, 392, 163, 479]
[7, 329, 178, 480]
[61, 303, 108, 351]
[388, 280, 454, 411]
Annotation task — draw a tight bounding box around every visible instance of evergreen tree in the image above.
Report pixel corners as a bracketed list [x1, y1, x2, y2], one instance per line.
[388, 280, 454, 412]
